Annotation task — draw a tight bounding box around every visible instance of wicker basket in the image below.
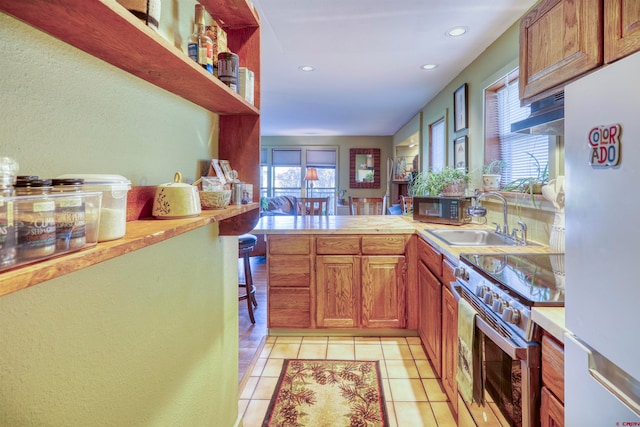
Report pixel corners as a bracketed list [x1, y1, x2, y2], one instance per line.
[199, 190, 231, 209]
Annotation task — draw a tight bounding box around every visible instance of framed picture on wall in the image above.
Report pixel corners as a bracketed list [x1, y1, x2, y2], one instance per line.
[453, 83, 468, 132]
[454, 135, 468, 170]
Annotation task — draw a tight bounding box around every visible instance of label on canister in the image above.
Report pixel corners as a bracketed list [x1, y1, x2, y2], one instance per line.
[218, 52, 239, 93]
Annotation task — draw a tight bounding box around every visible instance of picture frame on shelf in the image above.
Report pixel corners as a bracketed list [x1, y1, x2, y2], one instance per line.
[210, 159, 227, 184]
[454, 135, 468, 170]
[453, 83, 468, 132]
[219, 160, 235, 182]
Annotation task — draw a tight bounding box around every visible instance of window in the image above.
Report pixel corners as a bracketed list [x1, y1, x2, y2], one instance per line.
[485, 70, 552, 188]
[429, 118, 446, 172]
[260, 147, 338, 214]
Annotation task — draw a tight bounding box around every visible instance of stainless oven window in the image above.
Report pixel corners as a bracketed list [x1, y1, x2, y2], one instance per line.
[483, 335, 523, 426]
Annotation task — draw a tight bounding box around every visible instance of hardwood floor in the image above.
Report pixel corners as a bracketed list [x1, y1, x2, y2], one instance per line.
[238, 256, 268, 384]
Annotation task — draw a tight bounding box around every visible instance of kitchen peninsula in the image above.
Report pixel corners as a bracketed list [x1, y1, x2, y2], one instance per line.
[253, 214, 563, 338]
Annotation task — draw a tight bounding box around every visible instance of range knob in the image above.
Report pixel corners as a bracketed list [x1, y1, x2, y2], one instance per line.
[454, 267, 469, 281]
[502, 307, 521, 324]
[491, 298, 505, 314]
[483, 291, 496, 305]
[475, 285, 488, 299]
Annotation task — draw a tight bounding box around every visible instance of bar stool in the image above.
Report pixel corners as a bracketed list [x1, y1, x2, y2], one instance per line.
[238, 233, 258, 324]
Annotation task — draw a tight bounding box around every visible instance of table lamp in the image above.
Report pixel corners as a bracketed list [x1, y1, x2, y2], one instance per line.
[304, 167, 319, 197]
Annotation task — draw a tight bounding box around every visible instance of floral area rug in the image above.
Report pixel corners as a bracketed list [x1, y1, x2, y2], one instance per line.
[262, 359, 389, 427]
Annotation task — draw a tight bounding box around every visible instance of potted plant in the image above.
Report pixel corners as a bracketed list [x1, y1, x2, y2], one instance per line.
[409, 167, 470, 197]
[503, 153, 549, 196]
[482, 160, 506, 191]
[337, 189, 347, 206]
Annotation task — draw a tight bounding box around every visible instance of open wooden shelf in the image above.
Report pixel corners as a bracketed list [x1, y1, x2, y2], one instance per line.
[0, 203, 259, 298]
[0, 0, 262, 297]
[0, 0, 259, 115]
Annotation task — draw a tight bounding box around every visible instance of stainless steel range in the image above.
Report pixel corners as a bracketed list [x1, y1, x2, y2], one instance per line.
[451, 253, 565, 427]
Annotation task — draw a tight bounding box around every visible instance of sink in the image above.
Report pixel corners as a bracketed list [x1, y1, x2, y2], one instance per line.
[425, 228, 520, 246]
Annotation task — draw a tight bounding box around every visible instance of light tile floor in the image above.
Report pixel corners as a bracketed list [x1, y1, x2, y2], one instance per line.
[238, 336, 457, 427]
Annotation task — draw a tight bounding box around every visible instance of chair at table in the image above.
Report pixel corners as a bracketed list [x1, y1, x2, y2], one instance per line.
[348, 196, 386, 215]
[401, 195, 413, 214]
[297, 197, 329, 217]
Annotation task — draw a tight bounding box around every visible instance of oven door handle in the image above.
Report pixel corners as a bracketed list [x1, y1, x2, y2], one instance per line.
[450, 283, 531, 361]
[475, 316, 529, 360]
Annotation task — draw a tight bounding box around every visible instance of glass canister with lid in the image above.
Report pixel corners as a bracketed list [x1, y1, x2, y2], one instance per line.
[15, 178, 56, 260]
[51, 178, 86, 251]
[0, 157, 18, 268]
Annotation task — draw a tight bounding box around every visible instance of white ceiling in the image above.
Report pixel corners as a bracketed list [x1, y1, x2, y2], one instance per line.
[251, 0, 537, 137]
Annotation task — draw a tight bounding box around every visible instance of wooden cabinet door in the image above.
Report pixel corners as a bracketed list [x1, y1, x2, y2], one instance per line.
[542, 333, 565, 402]
[442, 283, 459, 412]
[541, 386, 565, 427]
[316, 256, 361, 328]
[418, 260, 442, 376]
[605, 0, 640, 63]
[519, 0, 603, 104]
[361, 256, 406, 328]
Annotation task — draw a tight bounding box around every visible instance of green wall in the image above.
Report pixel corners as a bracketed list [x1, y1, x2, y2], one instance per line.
[0, 1, 241, 425]
[417, 20, 521, 190]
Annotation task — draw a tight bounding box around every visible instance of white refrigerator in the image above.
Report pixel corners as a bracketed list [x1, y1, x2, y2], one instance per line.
[565, 51, 640, 422]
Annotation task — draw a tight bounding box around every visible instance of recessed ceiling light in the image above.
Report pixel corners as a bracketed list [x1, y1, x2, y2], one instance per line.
[409, 143, 416, 148]
[298, 65, 315, 72]
[446, 26, 468, 37]
[421, 64, 438, 70]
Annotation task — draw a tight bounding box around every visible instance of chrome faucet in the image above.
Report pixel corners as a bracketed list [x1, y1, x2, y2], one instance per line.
[467, 190, 510, 235]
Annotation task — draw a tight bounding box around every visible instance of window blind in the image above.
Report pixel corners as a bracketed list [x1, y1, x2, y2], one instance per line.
[496, 79, 550, 185]
[272, 149, 301, 166]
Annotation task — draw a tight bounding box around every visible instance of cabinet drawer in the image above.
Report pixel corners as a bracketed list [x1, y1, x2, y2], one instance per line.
[316, 236, 360, 254]
[418, 237, 443, 278]
[268, 288, 311, 328]
[362, 235, 406, 255]
[442, 259, 457, 286]
[268, 255, 311, 287]
[268, 235, 311, 255]
[541, 386, 565, 427]
[542, 333, 565, 402]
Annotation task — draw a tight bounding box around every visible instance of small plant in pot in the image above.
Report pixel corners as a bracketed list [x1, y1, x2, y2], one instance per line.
[503, 153, 549, 199]
[482, 160, 506, 191]
[337, 189, 347, 206]
[409, 167, 470, 197]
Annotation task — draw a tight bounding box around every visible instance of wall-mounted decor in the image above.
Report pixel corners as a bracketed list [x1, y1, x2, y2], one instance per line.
[350, 148, 381, 188]
[454, 83, 468, 132]
[454, 135, 468, 170]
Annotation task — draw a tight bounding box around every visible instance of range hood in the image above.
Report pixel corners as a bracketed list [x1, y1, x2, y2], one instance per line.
[511, 91, 564, 135]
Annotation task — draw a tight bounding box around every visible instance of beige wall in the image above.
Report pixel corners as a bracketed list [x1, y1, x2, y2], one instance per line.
[261, 135, 394, 201]
[0, 2, 241, 426]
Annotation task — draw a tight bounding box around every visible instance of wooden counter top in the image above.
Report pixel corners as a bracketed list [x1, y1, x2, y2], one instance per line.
[532, 308, 566, 343]
[254, 215, 553, 257]
[253, 215, 417, 234]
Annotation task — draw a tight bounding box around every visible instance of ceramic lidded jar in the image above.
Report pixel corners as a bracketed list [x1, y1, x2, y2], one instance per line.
[152, 172, 201, 219]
